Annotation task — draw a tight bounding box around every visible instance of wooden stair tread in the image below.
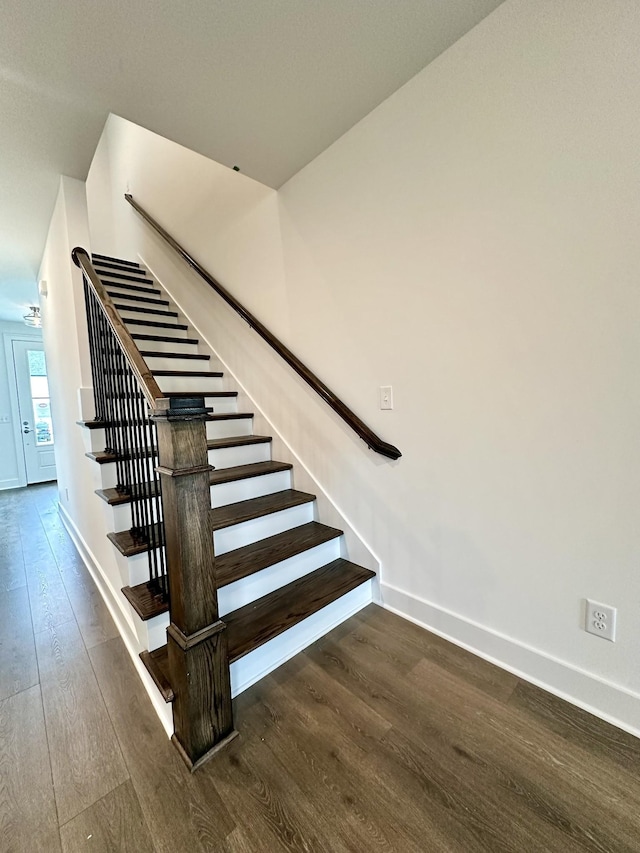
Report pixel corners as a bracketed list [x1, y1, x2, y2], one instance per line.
[101, 279, 159, 294]
[109, 292, 169, 306]
[126, 319, 189, 331]
[207, 434, 271, 450]
[140, 648, 174, 702]
[165, 390, 237, 398]
[210, 488, 314, 531]
[216, 521, 342, 588]
[225, 559, 375, 662]
[96, 482, 160, 505]
[86, 447, 156, 464]
[93, 261, 146, 276]
[99, 270, 151, 283]
[122, 521, 342, 623]
[132, 333, 198, 344]
[209, 460, 291, 485]
[108, 524, 162, 557]
[86, 450, 116, 464]
[140, 350, 210, 360]
[206, 412, 253, 421]
[140, 559, 372, 698]
[76, 419, 108, 430]
[92, 253, 139, 268]
[153, 369, 223, 378]
[93, 460, 277, 507]
[116, 304, 178, 317]
[123, 582, 168, 620]
[108, 486, 313, 551]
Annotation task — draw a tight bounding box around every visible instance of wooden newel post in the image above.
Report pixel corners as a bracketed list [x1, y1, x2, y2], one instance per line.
[152, 396, 237, 771]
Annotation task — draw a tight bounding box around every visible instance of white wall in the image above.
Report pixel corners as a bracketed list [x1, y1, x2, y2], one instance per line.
[85, 0, 640, 734]
[39, 175, 174, 733]
[0, 321, 42, 489]
[39, 178, 93, 515]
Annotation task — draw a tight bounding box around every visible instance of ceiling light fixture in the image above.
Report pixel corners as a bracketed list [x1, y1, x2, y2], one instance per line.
[23, 306, 42, 328]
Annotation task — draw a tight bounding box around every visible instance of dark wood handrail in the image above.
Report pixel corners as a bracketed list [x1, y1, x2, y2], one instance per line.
[124, 194, 402, 460]
[72, 246, 165, 408]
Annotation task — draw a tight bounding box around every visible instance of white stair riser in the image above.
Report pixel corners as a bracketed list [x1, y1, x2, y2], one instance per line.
[214, 502, 315, 554]
[111, 500, 162, 533]
[94, 268, 148, 281]
[98, 456, 157, 489]
[145, 613, 171, 652]
[126, 550, 162, 586]
[218, 538, 341, 616]
[85, 428, 105, 453]
[102, 279, 155, 301]
[129, 605, 168, 653]
[144, 355, 212, 372]
[205, 396, 238, 413]
[210, 469, 291, 508]
[230, 582, 373, 697]
[208, 441, 270, 469]
[108, 293, 170, 310]
[102, 283, 158, 298]
[155, 374, 224, 394]
[118, 307, 176, 323]
[132, 337, 200, 354]
[206, 417, 253, 440]
[88, 426, 155, 453]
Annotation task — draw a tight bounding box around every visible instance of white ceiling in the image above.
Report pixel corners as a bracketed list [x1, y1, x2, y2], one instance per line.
[0, 0, 504, 322]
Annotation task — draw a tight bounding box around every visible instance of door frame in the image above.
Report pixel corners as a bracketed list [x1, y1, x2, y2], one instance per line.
[2, 330, 47, 489]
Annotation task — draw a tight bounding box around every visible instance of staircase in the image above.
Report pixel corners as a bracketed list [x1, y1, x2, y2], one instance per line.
[79, 252, 375, 764]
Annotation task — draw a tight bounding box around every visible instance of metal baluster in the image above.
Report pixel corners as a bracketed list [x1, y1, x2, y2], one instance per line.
[83, 281, 104, 425]
[149, 418, 167, 598]
[143, 403, 161, 592]
[125, 349, 141, 532]
[81, 260, 169, 603]
[95, 308, 113, 454]
[112, 343, 126, 492]
[134, 383, 159, 586]
[99, 312, 119, 474]
[124, 361, 144, 543]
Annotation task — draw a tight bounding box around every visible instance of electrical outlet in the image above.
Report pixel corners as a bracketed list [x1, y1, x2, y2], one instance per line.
[585, 599, 616, 642]
[379, 386, 393, 410]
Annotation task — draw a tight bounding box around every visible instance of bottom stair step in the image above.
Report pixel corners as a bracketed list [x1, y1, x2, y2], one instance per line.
[140, 648, 174, 703]
[140, 559, 374, 700]
[225, 559, 375, 662]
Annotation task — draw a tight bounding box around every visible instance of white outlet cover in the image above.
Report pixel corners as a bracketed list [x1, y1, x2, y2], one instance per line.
[585, 599, 616, 642]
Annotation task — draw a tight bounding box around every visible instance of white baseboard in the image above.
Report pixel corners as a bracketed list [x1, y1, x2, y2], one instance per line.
[58, 503, 174, 738]
[380, 581, 640, 740]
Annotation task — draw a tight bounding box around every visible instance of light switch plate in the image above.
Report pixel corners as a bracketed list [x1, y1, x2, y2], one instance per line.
[379, 386, 393, 410]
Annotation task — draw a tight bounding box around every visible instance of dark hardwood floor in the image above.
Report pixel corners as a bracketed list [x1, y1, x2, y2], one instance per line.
[2, 482, 640, 852]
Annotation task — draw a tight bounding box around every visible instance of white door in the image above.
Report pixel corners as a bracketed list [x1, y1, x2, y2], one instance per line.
[12, 340, 57, 484]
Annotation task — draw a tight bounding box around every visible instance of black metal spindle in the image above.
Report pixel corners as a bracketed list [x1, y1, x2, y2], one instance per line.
[134, 383, 159, 585]
[150, 418, 167, 598]
[89, 291, 109, 430]
[113, 344, 131, 506]
[82, 262, 168, 601]
[124, 362, 144, 542]
[84, 282, 104, 425]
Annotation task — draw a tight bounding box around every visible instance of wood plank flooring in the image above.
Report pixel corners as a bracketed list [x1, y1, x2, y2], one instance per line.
[2, 482, 640, 851]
